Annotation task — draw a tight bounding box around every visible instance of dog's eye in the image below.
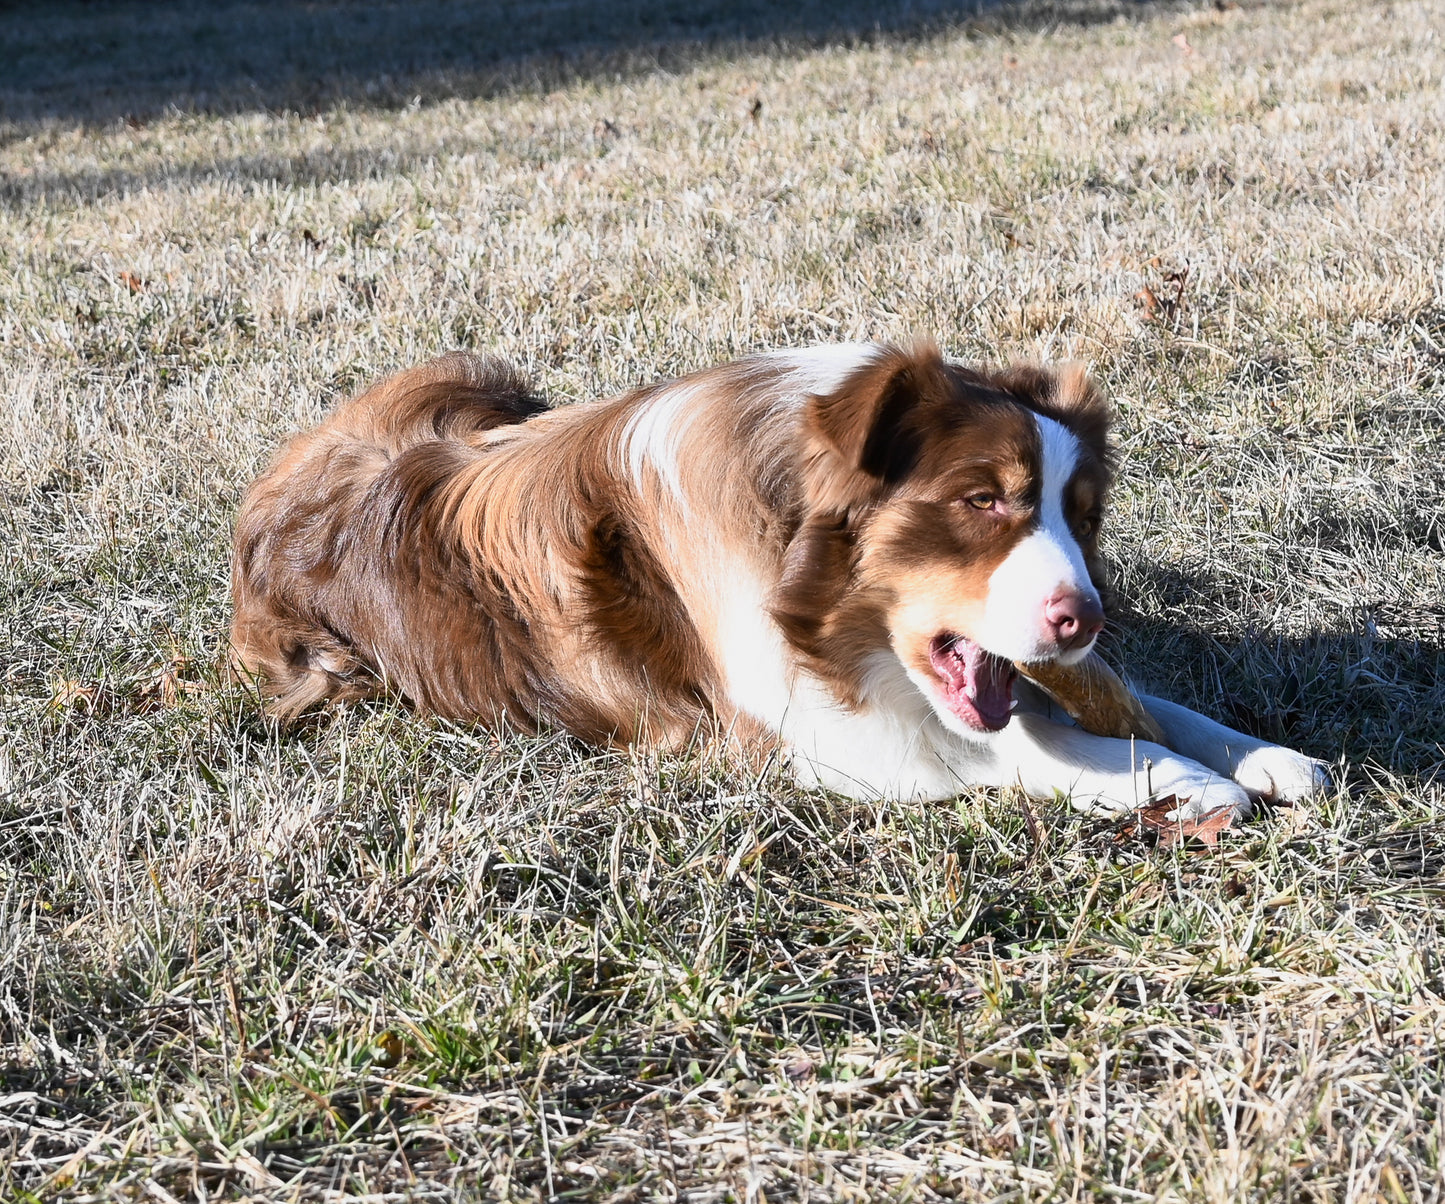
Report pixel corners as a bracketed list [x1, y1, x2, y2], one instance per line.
[964, 493, 997, 511]
[1075, 514, 1100, 538]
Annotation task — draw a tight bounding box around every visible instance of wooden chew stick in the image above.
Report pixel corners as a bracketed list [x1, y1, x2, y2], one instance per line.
[1016, 651, 1166, 744]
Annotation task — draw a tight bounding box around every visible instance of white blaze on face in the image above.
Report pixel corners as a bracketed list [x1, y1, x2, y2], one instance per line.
[976, 413, 1101, 664]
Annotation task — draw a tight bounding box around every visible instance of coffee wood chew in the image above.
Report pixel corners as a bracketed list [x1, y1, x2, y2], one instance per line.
[1017, 653, 1166, 743]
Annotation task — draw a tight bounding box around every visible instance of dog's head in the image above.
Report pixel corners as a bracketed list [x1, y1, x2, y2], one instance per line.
[776, 342, 1112, 739]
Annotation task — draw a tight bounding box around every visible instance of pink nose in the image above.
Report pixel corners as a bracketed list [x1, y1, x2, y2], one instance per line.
[1045, 591, 1105, 652]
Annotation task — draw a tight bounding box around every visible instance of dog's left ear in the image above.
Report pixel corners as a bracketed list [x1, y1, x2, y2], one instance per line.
[802, 342, 948, 505]
[990, 361, 1111, 462]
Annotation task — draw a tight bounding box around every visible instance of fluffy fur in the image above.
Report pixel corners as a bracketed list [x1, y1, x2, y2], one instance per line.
[232, 341, 1328, 816]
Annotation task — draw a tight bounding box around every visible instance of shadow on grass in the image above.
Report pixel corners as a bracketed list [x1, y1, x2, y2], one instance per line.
[1106, 563, 1445, 780]
[4, 0, 1176, 129]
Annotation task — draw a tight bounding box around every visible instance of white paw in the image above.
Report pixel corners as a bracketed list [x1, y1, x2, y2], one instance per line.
[1232, 746, 1331, 803]
[1153, 770, 1253, 821]
[1068, 758, 1251, 820]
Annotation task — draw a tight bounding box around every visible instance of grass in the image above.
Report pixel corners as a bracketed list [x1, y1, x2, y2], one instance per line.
[1, 0, 1443, 1198]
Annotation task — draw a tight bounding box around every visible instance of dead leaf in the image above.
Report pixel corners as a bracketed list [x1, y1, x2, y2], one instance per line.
[135, 657, 205, 709]
[1003, 54, 1020, 70]
[1165, 264, 1191, 313]
[371, 1031, 405, 1068]
[1137, 796, 1236, 849]
[49, 680, 101, 713]
[785, 1059, 816, 1082]
[1172, 33, 1195, 57]
[749, 97, 764, 121]
[1135, 261, 1191, 325]
[1018, 792, 1043, 853]
[225, 970, 248, 1058]
[230, 1149, 284, 1190]
[119, 271, 146, 294]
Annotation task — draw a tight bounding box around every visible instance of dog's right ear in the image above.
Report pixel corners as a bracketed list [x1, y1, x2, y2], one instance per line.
[802, 342, 947, 509]
[987, 360, 1112, 466]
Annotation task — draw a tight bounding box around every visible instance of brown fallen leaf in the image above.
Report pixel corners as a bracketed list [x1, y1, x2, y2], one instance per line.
[371, 1030, 405, 1068]
[1164, 264, 1191, 311]
[49, 679, 101, 713]
[135, 656, 206, 709]
[785, 1059, 817, 1082]
[1135, 285, 1161, 320]
[119, 271, 146, 294]
[1136, 795, 1236, 849]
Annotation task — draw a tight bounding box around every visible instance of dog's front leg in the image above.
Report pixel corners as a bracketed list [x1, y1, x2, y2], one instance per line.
[1137, 694, 1330, 804]
[985, 713, 1253, 818]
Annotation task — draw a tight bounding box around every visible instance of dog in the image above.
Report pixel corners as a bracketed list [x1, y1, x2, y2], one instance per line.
[231, 341, 1328, 817]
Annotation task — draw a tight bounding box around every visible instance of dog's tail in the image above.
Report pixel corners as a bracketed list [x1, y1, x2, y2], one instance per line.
[336, 351, 547, 454]
[229, 352, 545, 719]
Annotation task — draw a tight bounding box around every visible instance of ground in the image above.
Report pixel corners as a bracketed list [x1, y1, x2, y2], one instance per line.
[1, 0, 1443, 1199]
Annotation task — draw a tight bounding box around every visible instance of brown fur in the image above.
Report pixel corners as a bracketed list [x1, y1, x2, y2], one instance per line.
[230, 342, 1111, 749]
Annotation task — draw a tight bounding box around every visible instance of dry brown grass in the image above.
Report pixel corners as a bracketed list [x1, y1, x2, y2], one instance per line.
[2, 0, 1443, 1199]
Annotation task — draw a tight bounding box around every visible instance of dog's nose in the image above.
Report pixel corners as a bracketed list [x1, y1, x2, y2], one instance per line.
[1044, 591, 1105, 651]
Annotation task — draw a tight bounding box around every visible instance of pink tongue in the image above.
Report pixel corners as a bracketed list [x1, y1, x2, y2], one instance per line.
[929, 636, 1016, 731]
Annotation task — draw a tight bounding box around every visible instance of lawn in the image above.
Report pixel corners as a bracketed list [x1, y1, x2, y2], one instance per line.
[1, 0, 1443, 1199]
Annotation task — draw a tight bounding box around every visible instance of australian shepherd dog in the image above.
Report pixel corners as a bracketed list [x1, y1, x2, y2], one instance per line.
[231, 341, 1326, 817]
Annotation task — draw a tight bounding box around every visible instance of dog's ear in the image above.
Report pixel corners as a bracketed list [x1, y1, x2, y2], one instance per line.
[802, 342, 948, 505]
[1046, 362, 1111, 462]
[988, 361, 1111, 464]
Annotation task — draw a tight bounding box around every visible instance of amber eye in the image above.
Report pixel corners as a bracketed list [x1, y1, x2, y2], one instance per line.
[965, 493, 997, 511]
[1075, 514, 1100, 538]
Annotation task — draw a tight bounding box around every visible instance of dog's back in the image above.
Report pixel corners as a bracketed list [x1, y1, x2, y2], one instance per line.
[230, 353, 546, 718]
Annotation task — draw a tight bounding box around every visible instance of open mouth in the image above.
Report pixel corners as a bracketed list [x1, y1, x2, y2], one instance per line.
[928, 633, 1018, 732]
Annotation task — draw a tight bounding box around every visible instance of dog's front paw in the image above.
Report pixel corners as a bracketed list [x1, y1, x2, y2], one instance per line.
[1068, 757, 1254, 820]
[1232, 746, 1331, 803]
[1155, 773, 1252, 822]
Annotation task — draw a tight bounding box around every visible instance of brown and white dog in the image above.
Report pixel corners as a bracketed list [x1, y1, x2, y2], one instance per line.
[231, 341, 1327, 816]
